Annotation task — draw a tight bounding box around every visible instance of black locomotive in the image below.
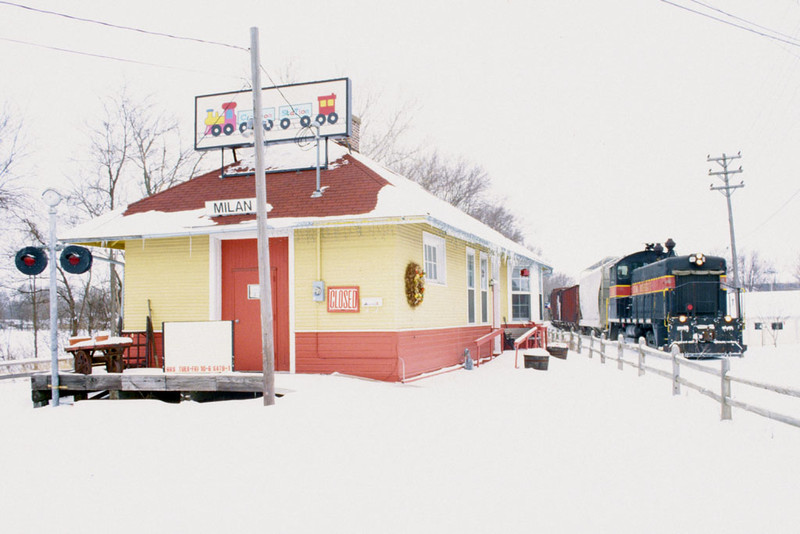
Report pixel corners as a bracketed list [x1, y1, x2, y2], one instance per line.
[551, 239, 745, 358]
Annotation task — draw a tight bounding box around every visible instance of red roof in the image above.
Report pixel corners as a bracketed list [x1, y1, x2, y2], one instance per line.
[123, 154, 389, 225]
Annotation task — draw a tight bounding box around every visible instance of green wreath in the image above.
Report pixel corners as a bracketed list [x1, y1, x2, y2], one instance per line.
[405, 262, 426, 307]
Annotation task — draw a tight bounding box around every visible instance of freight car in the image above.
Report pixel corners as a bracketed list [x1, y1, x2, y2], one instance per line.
[550, 240, 744, 358]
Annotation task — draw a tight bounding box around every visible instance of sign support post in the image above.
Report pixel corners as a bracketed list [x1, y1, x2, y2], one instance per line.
[42, 189, 62, 407]
[250, 27, 275, 406]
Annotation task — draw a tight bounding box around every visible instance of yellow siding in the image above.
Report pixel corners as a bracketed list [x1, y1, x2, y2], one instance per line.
[393, 224, 495, 329]
[294, 223, 501, 331]
[294, 226, 401, 331]
[123, 236, 209, 331]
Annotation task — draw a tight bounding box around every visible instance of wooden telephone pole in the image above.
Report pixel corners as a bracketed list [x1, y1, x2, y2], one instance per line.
[708, 152, 744, 317]
[250, 27, 276, 406]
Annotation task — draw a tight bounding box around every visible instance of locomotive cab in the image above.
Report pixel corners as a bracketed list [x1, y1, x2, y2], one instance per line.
[631, 253, 744, 357]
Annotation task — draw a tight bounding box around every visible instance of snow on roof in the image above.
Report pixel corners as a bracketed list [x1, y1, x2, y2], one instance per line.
[61, 142, 549, 267]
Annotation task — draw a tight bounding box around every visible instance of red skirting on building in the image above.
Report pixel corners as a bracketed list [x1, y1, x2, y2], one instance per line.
[296, 325, 493, 382]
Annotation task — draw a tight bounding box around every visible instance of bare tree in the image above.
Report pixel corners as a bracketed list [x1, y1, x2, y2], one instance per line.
[396, 151, 489, 212]
[355, 88, 420, 168]
[393, 150, 526, 244]
[543, 271, 576, 299]
[67, 91, 205, 333]
[129, 98, 207, 197]
[0, 105, 25, 213]
[736, 250, 775, 291]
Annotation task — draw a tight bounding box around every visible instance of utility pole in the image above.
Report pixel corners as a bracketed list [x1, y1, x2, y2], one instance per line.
[708, 152, 744, 317]
[250, 27, 276, 406]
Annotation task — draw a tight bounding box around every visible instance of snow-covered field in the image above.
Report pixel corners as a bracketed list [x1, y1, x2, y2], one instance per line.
[1, 343, 799, 533]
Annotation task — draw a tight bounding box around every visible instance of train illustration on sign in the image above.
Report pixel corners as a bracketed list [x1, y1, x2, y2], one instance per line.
[203, 93, 339, 137]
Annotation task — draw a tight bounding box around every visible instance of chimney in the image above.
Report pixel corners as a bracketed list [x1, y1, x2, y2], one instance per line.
[336, 115, 361, 153]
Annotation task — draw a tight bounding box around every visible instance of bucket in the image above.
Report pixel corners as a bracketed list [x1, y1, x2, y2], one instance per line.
[524, 349, 549, 370]
[547, 344, 568, 359]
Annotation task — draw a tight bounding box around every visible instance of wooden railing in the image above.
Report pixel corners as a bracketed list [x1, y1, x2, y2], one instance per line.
[513, 323, 548, 368]
[472, 328, 504, 367]
[551, 329, 800, 429]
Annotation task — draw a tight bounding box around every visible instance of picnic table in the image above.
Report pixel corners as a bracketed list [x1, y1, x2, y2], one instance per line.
[65, 337, 133, 374]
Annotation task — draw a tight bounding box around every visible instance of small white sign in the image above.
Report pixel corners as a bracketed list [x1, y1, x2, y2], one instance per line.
[205, 197, 258, 217]
[362, 297, 383, 308]
[247, 284, 260, 300]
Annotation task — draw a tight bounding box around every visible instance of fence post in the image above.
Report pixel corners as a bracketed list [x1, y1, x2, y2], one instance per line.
[671, 344, 681, 396]
[588, 334, 594, 359]
[600, 333, 606, 364]
[617, 334, 624, 370]
[577, 333, 582, 354]
[721, 357, 732, 421]
[638, 338, 645, 376]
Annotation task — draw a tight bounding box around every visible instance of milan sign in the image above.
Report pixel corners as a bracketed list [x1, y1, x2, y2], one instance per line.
[327, 286, 360, 313]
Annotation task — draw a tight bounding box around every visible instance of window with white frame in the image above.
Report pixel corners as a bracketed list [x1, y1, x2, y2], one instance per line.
[480, 252, 489, 323]
[423, 232, 447, 285]
[511, 265, 531, 322]
[466, 248, 476, 324]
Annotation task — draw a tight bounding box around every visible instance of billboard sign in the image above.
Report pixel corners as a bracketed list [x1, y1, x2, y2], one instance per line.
[195, 77, 351, 151]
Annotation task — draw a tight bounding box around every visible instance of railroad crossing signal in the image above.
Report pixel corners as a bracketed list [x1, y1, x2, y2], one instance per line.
[14, 247, 48, 276]
[14, 245, 94, 276]
[59, 245, 93, 275]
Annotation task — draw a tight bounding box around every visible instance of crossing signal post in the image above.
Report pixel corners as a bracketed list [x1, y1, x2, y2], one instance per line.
[14, 191, 95, 407]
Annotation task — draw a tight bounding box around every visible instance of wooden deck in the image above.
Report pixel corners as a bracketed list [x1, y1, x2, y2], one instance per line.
[30, 370, 288, 407]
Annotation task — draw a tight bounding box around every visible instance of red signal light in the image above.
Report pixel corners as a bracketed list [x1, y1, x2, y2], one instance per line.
[23, 255, 36, 267]
[68, 254, 80, 266]
[687, 304, 694, 311]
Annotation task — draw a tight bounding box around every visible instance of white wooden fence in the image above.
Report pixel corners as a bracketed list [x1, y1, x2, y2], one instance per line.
[0, 356, 73, 379]
[550, 329, 800, 429]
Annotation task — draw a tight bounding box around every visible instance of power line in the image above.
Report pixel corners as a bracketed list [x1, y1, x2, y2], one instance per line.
[661, 0, 800, 48]
[0, 35, 235, 77]
[749, 186, 800, 234]
[0, 0, 249, 52]
[687, 0, 800, 44]
[0, 1, 247, 51]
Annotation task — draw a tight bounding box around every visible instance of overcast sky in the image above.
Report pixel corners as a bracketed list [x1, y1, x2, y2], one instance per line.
[2, 0, 800, 280]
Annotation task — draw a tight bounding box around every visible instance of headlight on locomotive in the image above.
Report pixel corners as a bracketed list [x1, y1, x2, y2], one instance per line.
[689, 253, 705, 266]
[724, 315, 733, 323]
[679, 315, 687, 323]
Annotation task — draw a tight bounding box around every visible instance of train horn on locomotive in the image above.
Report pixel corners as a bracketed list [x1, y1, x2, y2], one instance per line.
[550, 239, 745, 358]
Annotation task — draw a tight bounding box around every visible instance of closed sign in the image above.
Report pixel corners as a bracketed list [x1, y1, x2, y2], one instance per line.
[327, 286, 360, 313]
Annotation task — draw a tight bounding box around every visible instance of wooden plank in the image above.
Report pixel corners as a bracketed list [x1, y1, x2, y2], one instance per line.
[87, 374, 122, 390]
[677, 376, 722, 403]
[726, 397, 800, 428]
[727, 375, 800, 399]
[215, 374, 264, 392]
[121, 374, 167, 391]
[166, 375, 224, 392]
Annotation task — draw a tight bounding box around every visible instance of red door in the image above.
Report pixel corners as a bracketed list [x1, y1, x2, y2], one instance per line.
[221, 239, 289, 371]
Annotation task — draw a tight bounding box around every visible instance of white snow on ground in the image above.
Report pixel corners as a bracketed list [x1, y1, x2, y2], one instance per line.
[1, 344, 799, 533]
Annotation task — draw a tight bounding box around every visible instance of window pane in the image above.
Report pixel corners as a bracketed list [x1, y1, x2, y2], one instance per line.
[468, 289, 475, 323]
[511, 267, 530, 292]
[512, 294, 531, 321]
[481, 292, 488, 323]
